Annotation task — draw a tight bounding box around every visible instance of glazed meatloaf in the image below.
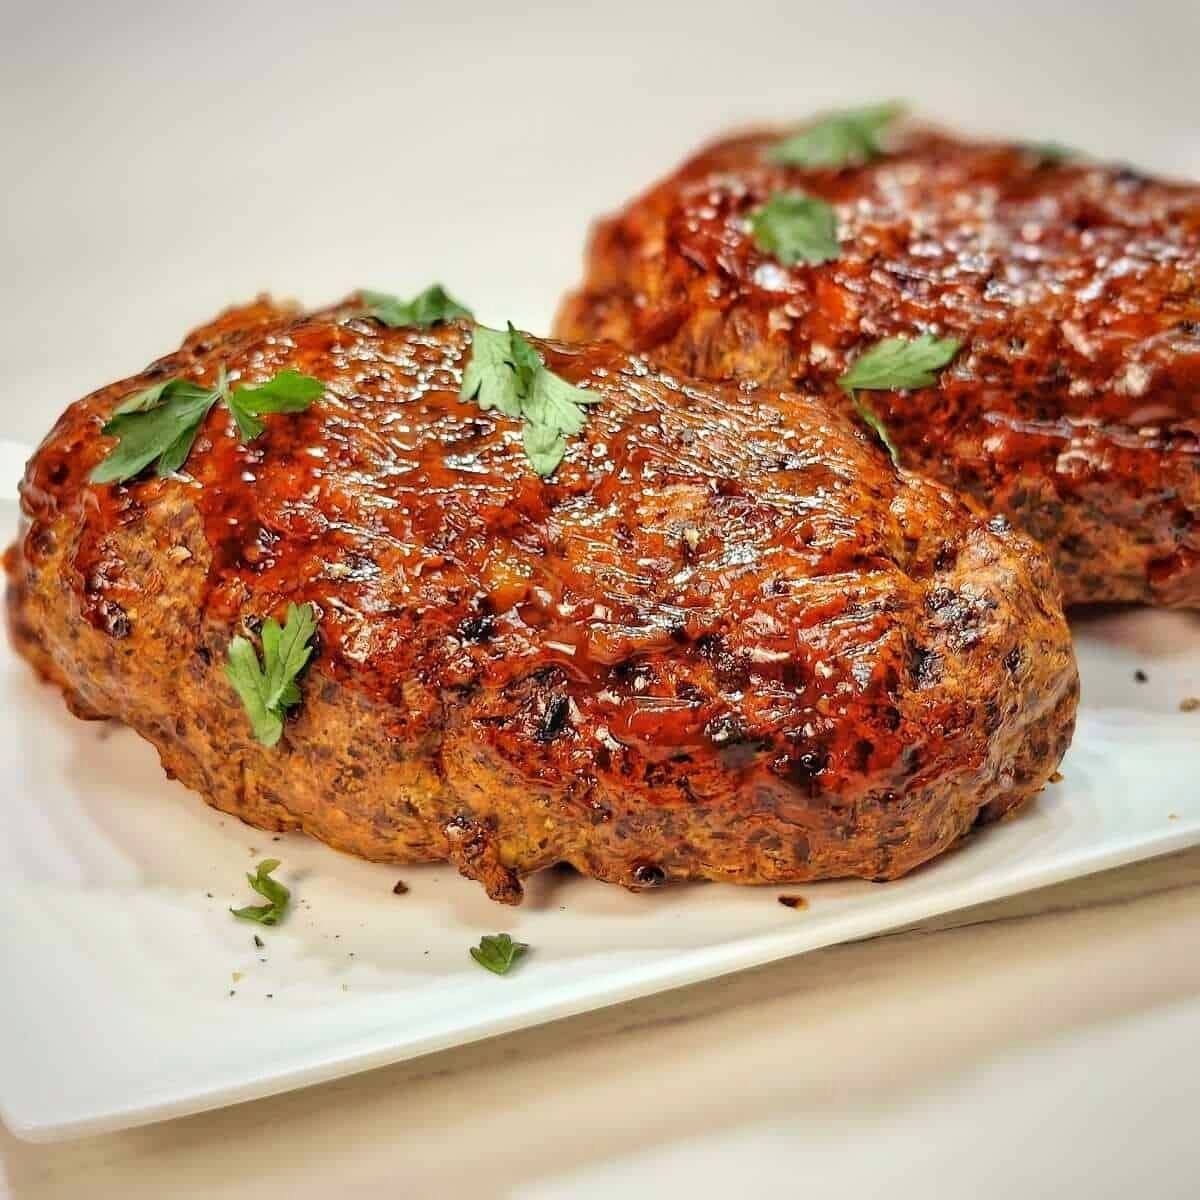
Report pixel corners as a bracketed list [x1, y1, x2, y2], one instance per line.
[6, 298, 1077, 901]
[556, 115, 1200, 606]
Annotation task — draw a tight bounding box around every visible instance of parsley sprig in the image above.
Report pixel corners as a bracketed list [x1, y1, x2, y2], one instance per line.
[838, 334, 962, 466]
[360, 284, 473, 328]
[91, 368, 324, 484]
[839, 334, 962, 392]
[768, 103, 905, 169]
[227, 371, 325, 440]
[750, 191, 840, 265]
[225, 602, 319, 747]
[231, 859, 291, 926]
[91, 373, 228, 484]
[1022, 141, 1080, 166]
[470, 933, 528, 975]
[460, 324, 600, 477]
[848, 397, 902, 466]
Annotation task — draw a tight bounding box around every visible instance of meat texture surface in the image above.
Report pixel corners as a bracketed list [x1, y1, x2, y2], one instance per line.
[556, 122, 1200, 606]
[6, 300, 1078, 901]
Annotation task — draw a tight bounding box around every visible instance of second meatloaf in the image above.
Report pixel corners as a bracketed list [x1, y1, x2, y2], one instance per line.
[556, 119, 1200, 606]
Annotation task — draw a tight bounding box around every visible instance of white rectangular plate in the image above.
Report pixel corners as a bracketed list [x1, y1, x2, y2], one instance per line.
[1, 456, 1198, 1141]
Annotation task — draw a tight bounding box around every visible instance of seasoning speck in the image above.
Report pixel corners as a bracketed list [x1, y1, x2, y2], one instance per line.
[1134, 669, 1148, 683]
[232, 971, 243, 982]
[392, 879, 409, 895]
[253, 934, 264, 949]
[778, 894, 808, 909]
[1180, 698, 1200, 712]
[1169, 813, 1179, 821]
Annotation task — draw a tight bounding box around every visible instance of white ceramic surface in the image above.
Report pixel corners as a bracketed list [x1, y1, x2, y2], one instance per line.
[0, 433, 1196, 1141]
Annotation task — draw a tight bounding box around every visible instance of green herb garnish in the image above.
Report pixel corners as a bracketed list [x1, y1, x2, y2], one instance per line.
[768, 102, 905, 168]
[91, 367, 324, 484]
[361, 284, 473, 328]
[850, 397, 902, 466]
[470, 933, 529, 976]
[749, 191, 840, 265]
[838, 334, 962, 467]
[460, 324, 600, 477]
[231, 859, 290, 926]
[225, 602, 319, 747]
[226, 370, 325, 440]
[839, 334, 962, 392]
[1022, 141, 1079, 165]
[91, 373, 228, 484]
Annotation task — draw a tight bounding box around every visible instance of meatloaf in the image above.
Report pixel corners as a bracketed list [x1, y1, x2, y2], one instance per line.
[555, 118, 1200, 606]
[6, 299, 1077, 901]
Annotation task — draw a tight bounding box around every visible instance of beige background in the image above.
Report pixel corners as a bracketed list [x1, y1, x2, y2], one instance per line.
[3, 0, 1200, 1195]
[5, 0, 1200, 445]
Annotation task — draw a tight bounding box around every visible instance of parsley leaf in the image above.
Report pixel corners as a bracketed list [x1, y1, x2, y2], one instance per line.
[227, 370, 325, 440]
[460, 324, 600, 477]
[749, 191, 840, 265]
[523, 367, 595, 438]
[852, 397, 902, 466]
[112, 378, 175, 416]
[521, 422, 568, 478]
[1023, 141, 1079, 165]
[92, 366, 324, 483]
[838, 334, 962, 392]
[90, 376, 224, 484]
[470, 933, 529, 975]
[507, 324, 544, 397]
[838, 335, 962, 467]
[225, 602, 319, 746]
[361, 284, 473, 328]
[768, 102, 905, 168]
[231, 859, 290, 926]
[461, 324, 524, 417]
